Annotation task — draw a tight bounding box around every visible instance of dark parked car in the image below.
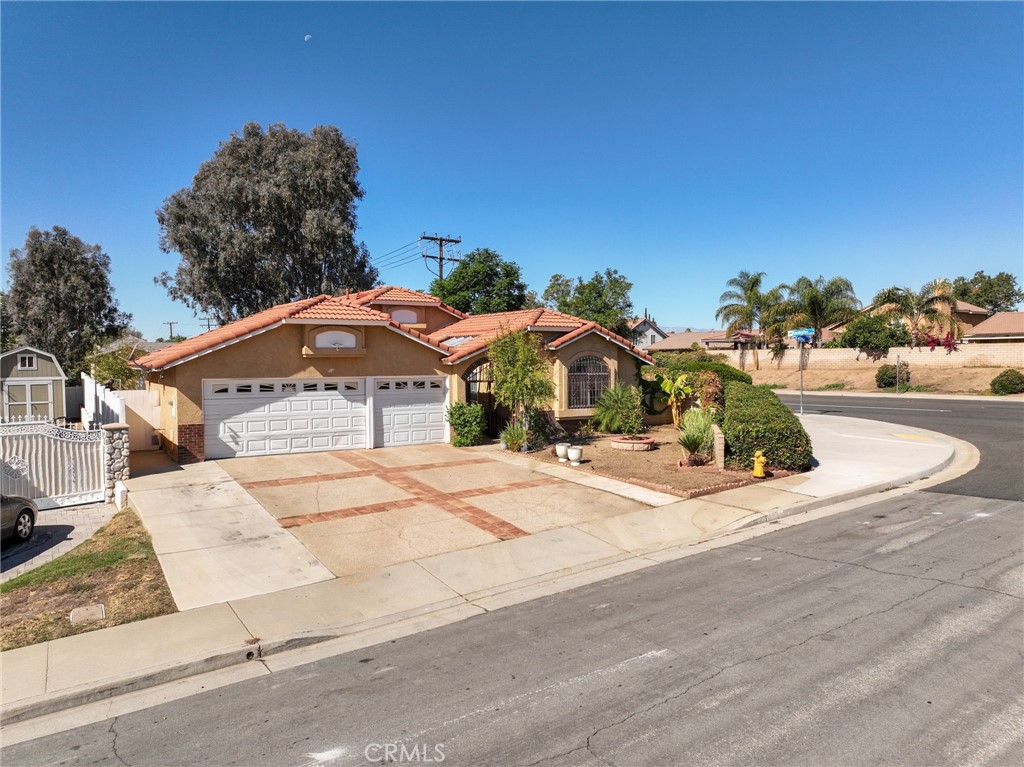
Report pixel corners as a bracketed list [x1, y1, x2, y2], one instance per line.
[1, 495, 37, 545]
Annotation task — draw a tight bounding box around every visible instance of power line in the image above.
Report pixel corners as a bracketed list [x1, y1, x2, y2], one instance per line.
[377, 253, 424, 272]
[373, 243, 424, 268]
[374, 240, 420, 260]
[420, 233, 462, 279]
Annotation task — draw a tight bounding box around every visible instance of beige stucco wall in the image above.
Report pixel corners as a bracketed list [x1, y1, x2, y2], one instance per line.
[551, 336, 639, 419]
[150, 323, 450, 427]
[448, 334, 643, 421]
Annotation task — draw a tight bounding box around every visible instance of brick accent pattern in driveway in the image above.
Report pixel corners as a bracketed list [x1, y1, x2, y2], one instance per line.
[243, 453, 546, 541]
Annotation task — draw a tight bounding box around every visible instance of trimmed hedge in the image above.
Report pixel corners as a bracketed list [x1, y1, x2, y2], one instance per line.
[722, 381, 813, 470]
[991, 369, 1024, 395]
[653, 357, 752, 385]
[446, 402, 486, 447]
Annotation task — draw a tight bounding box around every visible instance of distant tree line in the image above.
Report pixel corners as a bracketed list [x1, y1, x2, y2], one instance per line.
[4, 119, 1021, 381]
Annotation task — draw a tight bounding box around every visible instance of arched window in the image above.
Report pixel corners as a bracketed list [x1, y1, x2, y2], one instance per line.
[568, 356, 609, 409]
[391, 309, 419, 324]
[315, 330, 357, 349]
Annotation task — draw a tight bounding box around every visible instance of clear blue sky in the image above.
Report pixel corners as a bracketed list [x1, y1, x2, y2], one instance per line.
[3, 1, 1022, 340]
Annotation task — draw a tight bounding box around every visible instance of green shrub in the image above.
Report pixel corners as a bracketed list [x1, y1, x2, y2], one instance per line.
[991, 369, 1024, 395]
[839, 314, 912, 352]
[676, 360, 752, 385]
[678, 407, 714, 464]
[722, 382, 813, 470]
[620, 386, 646, 439]
[592, 383, 637, 433]
[875, 361, 911, 388]
[447, 402, 486, 447]
[500, 421, 526, 451]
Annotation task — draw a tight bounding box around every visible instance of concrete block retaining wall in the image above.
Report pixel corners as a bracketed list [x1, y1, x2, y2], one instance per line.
[717, 343, 1024, 372]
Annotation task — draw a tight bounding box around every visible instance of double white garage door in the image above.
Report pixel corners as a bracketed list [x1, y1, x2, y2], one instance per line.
[203, 377, 448, 459]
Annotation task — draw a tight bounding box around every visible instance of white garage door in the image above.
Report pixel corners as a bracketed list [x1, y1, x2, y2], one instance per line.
[373, 377, 448, 447]
[203, 378, 367, 459]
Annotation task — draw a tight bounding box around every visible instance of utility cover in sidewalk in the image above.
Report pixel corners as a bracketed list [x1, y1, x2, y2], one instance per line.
[70, 604, 106, 624]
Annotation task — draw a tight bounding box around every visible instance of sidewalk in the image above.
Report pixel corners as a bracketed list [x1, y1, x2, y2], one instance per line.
[0, 414, 968, 725]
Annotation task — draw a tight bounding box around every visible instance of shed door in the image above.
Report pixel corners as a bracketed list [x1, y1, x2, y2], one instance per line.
[203, 378, 367, 459]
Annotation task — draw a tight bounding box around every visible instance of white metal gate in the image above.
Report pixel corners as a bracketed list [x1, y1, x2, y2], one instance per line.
[0, 420, 104, 508]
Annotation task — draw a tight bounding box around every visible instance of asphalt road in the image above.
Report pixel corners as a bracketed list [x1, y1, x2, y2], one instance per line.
[777, 393, 1024, 501]
[3, 395, 1022, 767]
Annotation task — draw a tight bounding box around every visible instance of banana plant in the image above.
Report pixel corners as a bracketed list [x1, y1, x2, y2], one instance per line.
[657, 373, 693, 427]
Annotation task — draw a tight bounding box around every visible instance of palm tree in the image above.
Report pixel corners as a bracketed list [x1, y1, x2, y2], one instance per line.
[872, 281, 957, 347]
[783, 275, 861, 347]
[716, 270, 784, 370]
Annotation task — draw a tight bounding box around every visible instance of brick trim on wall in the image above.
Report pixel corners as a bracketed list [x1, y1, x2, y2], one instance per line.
[177, 422, 205, 464]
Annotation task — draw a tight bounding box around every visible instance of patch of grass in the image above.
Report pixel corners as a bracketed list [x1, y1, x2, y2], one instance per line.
[814, 382, 846, 391]
[1, 509, 176, 651]
[877, 384, 936, 393]
[1, 510, 155, 593]
[756, 383, 785, 390]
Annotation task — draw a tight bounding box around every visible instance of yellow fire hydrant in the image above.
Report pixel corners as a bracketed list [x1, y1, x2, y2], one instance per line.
[752, 450, 767, 479]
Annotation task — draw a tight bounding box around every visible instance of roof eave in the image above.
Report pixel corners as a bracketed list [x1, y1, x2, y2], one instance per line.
[135, 320, 287, 373]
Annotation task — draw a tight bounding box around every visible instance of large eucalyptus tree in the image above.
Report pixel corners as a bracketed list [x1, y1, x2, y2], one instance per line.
[156, 122, 378, 323]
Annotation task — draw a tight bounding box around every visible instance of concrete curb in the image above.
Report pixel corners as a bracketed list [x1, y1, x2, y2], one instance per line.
[0, 424, 971, 727]
[728, 447, 957, 532]
[775, 389, 1024, 402]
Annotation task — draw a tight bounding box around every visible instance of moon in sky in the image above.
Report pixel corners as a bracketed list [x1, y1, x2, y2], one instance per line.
[304, 34, 312, 42]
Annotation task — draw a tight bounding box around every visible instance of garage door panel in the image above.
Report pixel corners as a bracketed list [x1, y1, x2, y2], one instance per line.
[373, 377, 448, 447]
[203, 379, 367, 459]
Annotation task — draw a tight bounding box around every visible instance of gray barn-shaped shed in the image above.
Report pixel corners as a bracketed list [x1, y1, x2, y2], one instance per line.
[0, 346, 67, 420]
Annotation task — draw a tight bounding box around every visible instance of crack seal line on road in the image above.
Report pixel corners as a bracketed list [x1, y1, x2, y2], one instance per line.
[737, 542, 1022, 601]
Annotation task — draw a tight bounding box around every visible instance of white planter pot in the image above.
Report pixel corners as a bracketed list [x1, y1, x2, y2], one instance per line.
[567, 446, 583, 466]
[555, 442, 571, 462]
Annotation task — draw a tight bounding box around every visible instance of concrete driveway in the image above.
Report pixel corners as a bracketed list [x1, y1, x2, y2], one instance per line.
[221, 444, 648, 578]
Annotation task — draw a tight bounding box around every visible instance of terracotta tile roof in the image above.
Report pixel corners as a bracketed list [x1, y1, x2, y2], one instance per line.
[547, 323, 656, 364]
[343, 286, 468, 318]
[134, 295, 332, 371]
[291, 298, 392, 322]
[964, 311, 1024, 337]
[432, 309, 653, 365]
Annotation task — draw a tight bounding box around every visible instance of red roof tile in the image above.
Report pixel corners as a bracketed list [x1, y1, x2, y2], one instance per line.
[432, 309, 653, 365]
[343, 286, 467, 318]
[134, 295, 331, 370]
[291, 299, 392, 322]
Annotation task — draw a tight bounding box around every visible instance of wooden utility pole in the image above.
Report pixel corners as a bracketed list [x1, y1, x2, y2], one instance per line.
[200, 317, 217, 332]
[163, 321, 177, 339]
[420, 233, 462, 279]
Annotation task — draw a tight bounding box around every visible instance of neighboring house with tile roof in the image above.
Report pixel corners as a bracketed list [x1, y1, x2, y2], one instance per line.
[133, 287, 653, 463]
[962, 312, 1024, 343]
[827, 299, 992, 341]
[627, 316, 669, 349]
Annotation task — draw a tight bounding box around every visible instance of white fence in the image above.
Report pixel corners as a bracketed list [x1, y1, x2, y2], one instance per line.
[81, 373, 160, 451]
[0, 420, 105, 508]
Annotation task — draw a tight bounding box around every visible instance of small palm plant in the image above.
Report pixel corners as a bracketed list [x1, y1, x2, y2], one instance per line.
[592, 383, 636, 433]
[678, 407, 714, 466]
